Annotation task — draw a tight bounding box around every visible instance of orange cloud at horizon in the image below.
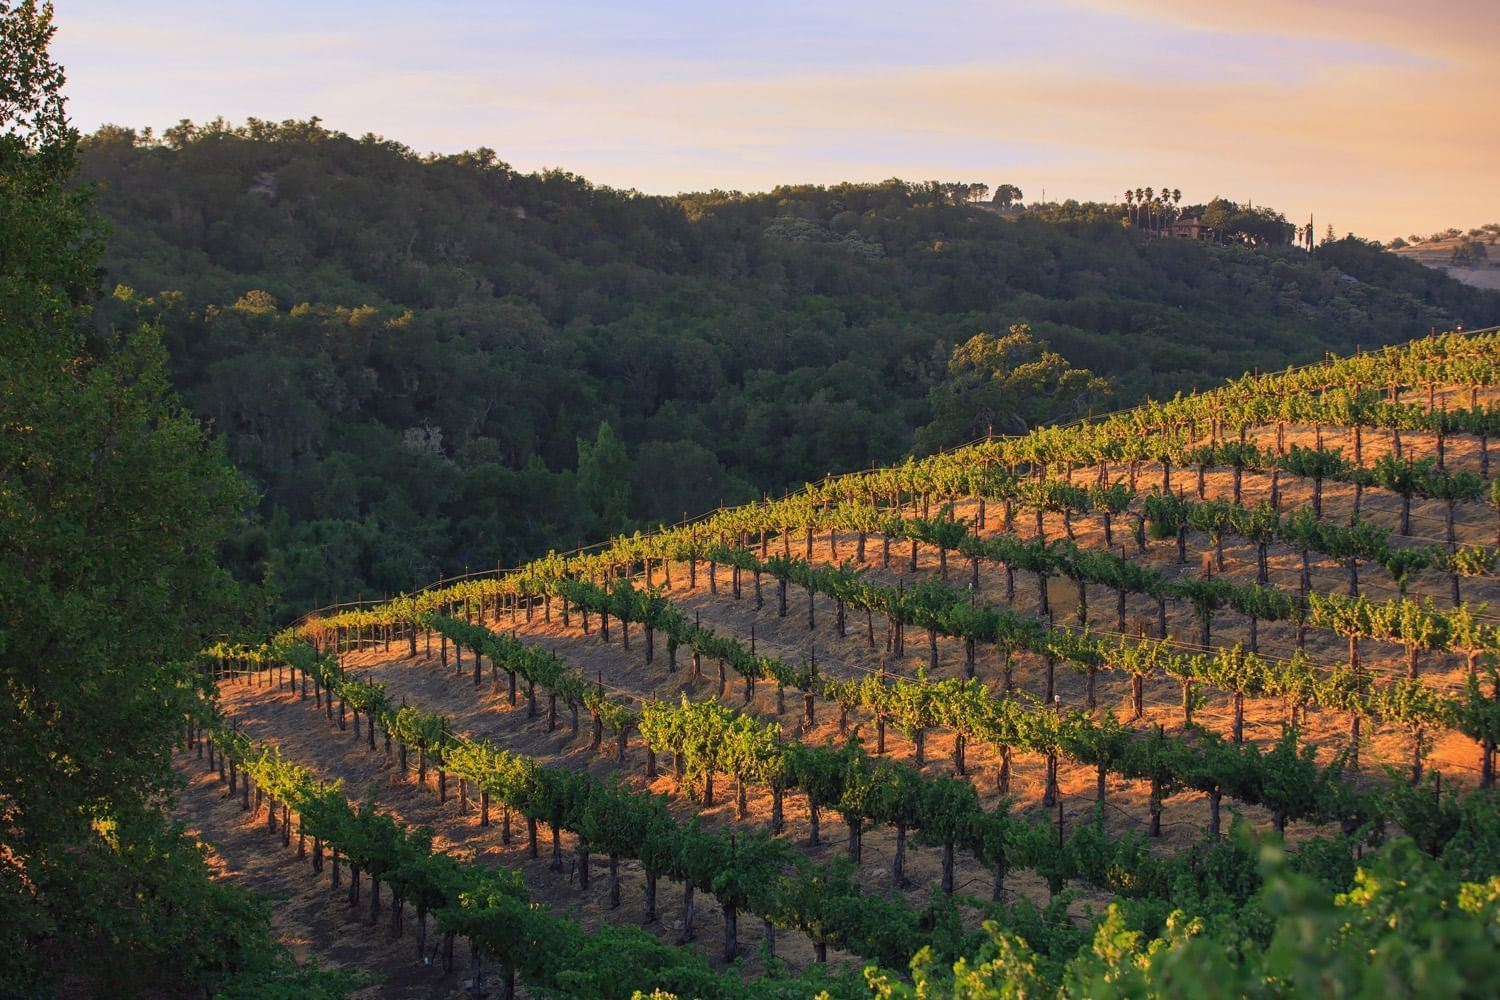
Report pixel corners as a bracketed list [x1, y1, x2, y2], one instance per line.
[380, 52, 1495, 239]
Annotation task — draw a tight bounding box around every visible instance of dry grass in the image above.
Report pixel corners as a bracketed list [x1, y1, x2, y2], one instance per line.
[1393, 241, 1500, 291]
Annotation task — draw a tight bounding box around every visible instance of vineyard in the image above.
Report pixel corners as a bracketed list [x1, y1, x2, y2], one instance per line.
[184, 331, 1500, 998]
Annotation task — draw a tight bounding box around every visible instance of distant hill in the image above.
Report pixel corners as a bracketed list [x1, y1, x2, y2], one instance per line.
[1393, 235, 1500, 291]
[79, 120, 1500, 616]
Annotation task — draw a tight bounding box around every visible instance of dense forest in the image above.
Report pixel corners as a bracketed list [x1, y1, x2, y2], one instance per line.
[79, 119, 1500, 619]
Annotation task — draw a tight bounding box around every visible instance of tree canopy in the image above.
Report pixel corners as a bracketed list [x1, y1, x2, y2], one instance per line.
[71, 118, 1500, 617]
[918, 324, 1110, 449]
[0, 4, 324, 992]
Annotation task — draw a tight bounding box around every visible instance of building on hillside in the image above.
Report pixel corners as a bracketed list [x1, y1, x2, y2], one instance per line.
[1170, 216, 1213, 240]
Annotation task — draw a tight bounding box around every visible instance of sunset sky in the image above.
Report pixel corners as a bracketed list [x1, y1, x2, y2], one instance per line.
[54, 0, 1498, 241]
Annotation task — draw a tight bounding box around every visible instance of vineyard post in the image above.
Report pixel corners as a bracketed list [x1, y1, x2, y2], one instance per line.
[804, 650, 817, 728]
[680, 882, 696, 944]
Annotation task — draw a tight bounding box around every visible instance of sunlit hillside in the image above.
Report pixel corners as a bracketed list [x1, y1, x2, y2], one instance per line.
[1395, 232, 1500, 292]
[192, 330, 1500, 997]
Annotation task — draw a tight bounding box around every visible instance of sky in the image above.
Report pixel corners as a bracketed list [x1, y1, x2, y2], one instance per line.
[51, 0, 1499, 241]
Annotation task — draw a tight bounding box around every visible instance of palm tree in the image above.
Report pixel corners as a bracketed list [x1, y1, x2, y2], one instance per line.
[1124, 188, 1135, 226]
[1135, 188, 1146, 228]
[1144, 187, 1155, 232]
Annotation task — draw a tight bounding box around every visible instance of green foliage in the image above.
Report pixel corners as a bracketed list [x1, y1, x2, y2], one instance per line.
[578, 421, 633, 539]
[74, 121, 1500, 614]
[917, 323, 1111, 449]
[879, 839, 1500, 999]
[0, 5, 303, 993]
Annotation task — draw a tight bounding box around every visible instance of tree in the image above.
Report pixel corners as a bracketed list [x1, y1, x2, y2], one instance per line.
[1450, 239, 1487, 265]
[1423, 466, 1485, 545]
[576, 420, 632, 539]
[1283, 445, 1348, 518]
[1389, 597, 1449, 681]
[916, 774, 980, 894]
[1200, 197, 1296, 246]
[917, 323, 1110, 450]
[0, 4, 274, 992]
[1372, 454, 1429, 535]
[991, 183, 1023, 209]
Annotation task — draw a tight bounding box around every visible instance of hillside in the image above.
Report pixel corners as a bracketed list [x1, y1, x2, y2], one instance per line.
[1394, 237, 1500, 292]
[191, 332, 1500, 997]
[80, 121, 1500, 618]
